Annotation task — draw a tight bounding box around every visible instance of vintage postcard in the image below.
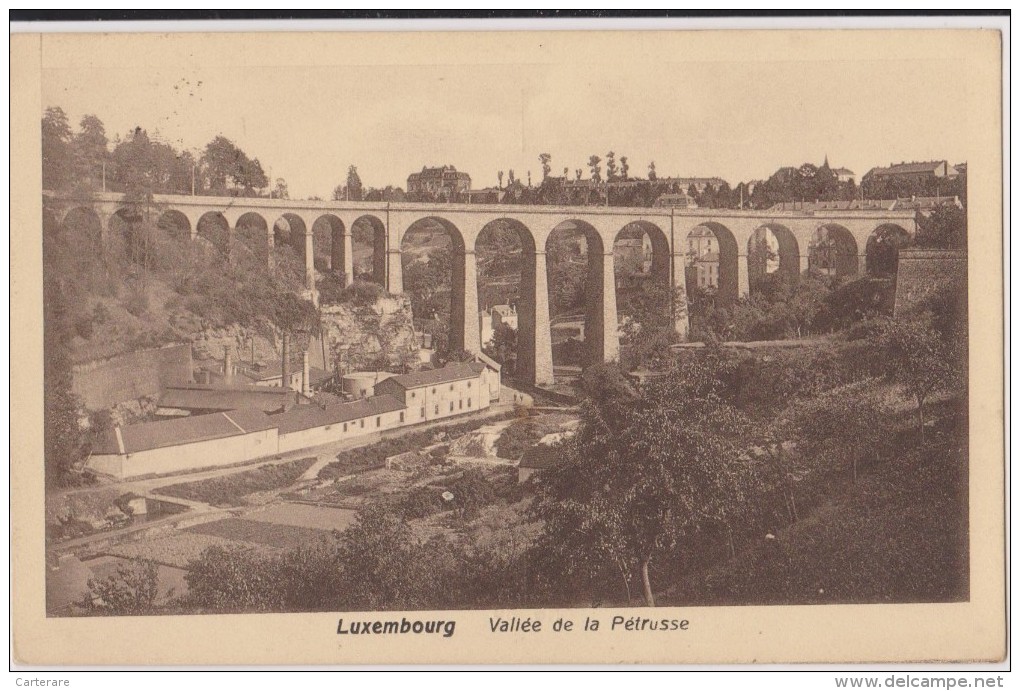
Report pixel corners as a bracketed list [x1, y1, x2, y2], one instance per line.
[10, 23, 1005, 666]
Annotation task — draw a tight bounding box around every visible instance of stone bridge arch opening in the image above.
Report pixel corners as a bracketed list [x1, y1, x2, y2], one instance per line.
[401, 216, 468, 357]
[156, 209, 192, 243]
[475, 218, 537, 381]
[60, 206, 104, 251]
[196, 211, 231, 255]
[748, 223, 800, 295]
[234, 212, 270, 264]
[810, 223, 859, 279]
[866, 223, 911, 278]
[546, 219, 613, 369]
[273, 213, 310, 287]
[686, 222, 739, 305]
[352, 215, 387, 286]
[311, 214, 345, 276]
[613, 221, 671, 348]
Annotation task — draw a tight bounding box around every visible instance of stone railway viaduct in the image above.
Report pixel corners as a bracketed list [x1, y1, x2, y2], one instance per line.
[44, 191, 916, 386]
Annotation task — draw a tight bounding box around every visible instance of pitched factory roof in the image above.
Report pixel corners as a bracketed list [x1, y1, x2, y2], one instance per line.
[272, 395, 406, 434]
[92, 409, 275, 455]
[381, 363, 483, 390]
[159, 382, 298, 413]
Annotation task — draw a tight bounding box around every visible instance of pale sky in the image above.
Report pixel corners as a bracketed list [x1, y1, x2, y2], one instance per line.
[41, 32, 974, 200]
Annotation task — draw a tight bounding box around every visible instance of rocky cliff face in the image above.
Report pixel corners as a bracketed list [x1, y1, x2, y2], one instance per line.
[318, 294, 420, 372]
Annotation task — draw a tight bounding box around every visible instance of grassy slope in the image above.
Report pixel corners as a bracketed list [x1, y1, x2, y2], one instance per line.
[662, 396, 969, 606]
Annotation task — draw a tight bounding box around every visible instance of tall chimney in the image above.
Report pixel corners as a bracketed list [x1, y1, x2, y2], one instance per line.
[281, 334, 290, 391]
[302, 350, 311, 396]
[223, 346, 233, 384]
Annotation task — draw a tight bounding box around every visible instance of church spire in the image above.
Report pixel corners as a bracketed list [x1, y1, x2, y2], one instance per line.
[823, 153, 830, 168]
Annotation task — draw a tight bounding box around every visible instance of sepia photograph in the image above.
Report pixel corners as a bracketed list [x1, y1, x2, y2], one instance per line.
[10, 18, 1006, 666]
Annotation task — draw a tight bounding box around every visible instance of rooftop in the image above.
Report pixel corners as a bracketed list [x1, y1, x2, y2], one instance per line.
[93, 409, 275, 455]
[159, 382, 300, 413]
[272, 395, 406, 434]
[867, 161, 947, 177]
[382, 362, 485, 390]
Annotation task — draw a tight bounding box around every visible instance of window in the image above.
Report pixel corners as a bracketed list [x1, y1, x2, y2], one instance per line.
[467, 381, 472, 388]
[420, 406, 425, 418]
[434, 404, 439, 415]
[432, 387, 436, 394]
[325, 425, 332, 431]
[360, 419, 365, 428]
[399, 412, 405, 423]
[467, 398, 471, 407]
[458, 400, 463, 410]
[410, 391, 416, 399]
[450, 401, 454, 412]
[376, 416, 381, 428]
[343, 423, 348, 433]
[449, 384, 454, 391]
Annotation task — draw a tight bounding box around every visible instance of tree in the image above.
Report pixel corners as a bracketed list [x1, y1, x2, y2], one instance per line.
[484, 323, 518, 376]
[588, 155, 602, 184]
[539, 153, 551, 180]
[73, 114, 109, 191]
[916, 203, 967, 250]
[43, 262, 89, 487]
[619, 156, 629, 181]
[648, 161, 657, 182]
[272, 178, 289, 200]
[534, 361, 760, 606]
[787, 380, 893, 484]
[346, 165, 364, 202]
[498, 170, 504, 189]
[200, 136, 266, 196]
[606, 151, 618, 181]
[880, 315, 957, 445]
[42, 106, 73, 191]
[81, 559, 163, 615]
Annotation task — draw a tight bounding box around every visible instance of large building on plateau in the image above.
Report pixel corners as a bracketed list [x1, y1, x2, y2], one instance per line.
[407, 165, 472, 201]
[863, 160, 956, 186]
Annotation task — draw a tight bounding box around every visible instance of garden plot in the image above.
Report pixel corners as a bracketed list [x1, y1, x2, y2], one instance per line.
[243, 503, 359, 532]
[184, 516, 333, 549]
[103, 530, 276, 568]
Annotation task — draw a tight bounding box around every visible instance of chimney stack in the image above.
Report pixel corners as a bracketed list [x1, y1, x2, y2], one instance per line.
[281, 334, 290, 391]
[223, 346, 233, 384]
[302, 351, 312, 396]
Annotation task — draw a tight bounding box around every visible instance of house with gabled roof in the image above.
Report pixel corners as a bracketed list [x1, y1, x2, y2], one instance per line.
[374, 362, 491, 423]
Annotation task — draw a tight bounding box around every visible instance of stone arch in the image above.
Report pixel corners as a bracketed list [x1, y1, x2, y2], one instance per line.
[235, 212, 270, 262]
[353, 214, 387, 285]
[747, 223, 800, 292]
[546, 219, 614, 368]
[810, 223, 859, 278]
[311, 214, 345, 274]
[156, 209, 192, 242]
[60, 206, 104, 249]
[273, 213, 308, 263]
[475, 218, 546, 382]
[196, 211, 231, 254]
[687, 221, 739, 305]
[401, 216, 471, 355]
[866, 223, 911, 278]
[613, 220, 672, 342]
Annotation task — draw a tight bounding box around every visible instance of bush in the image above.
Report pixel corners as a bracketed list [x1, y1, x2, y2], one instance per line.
[158, 458, 316, 507]
[339, 280, 388, 307]
[397, 486, 445, 519]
